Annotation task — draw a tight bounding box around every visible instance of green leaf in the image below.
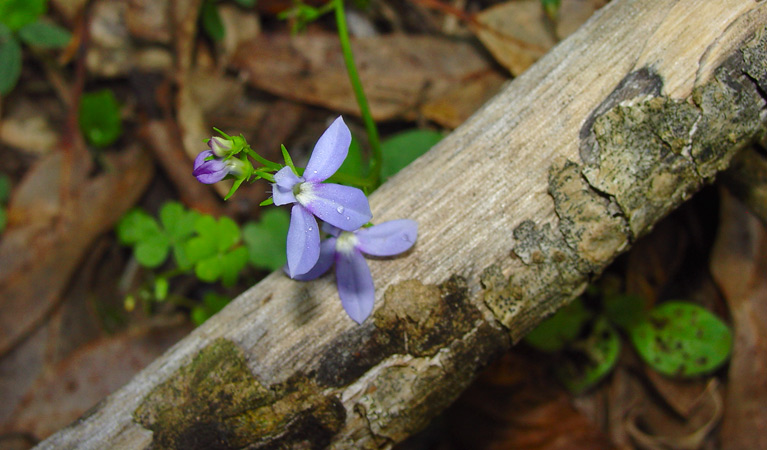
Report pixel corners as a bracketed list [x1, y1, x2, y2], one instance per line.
[0, 208, 6, 234]
[191, 292, 230, 325]
[154, 277, 169, 301]
[0, 173, 11, 203]
[0, 25, 22, 95]
[215, 216, 241, 253]
[557, 317, 621, 394]
[380, 129, 442, 180]
[195, 256, 222, 282]
[630, 301, 732, 377]
[160, 202, 197, 242]
[191, 306, 210, 326]
[604, 293, 647, 330]
[17, 20, 71, 48]
[525, 298, 592, 352]
[336, 136, 365, 178]
[220, 246, 248, 286]
[243, 209, 290, 271]
[134, 233, 170, 268]
[116, 209, 161, 245]
[203, 291, 230, 312]
[79, 89, 123, 147]
[184, 235, 218, 264]
[201, 0, 225, 41]
[0, 0, 46, 31]
[541, 0, 561, 20]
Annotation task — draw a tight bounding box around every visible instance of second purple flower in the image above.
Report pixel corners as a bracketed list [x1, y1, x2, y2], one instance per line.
[272, 116, 372, 278]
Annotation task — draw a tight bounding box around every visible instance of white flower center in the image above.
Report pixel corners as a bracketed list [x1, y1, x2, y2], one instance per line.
[335, 231, 359, 255]
[294, 182, 317, 206]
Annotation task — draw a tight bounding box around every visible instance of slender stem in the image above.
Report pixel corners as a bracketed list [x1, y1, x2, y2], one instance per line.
[244, 147, 281, 170]
[333, 0, 382, 188]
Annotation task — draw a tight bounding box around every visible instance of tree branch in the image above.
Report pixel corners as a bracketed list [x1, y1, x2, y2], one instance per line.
[38, 0, 767, 448]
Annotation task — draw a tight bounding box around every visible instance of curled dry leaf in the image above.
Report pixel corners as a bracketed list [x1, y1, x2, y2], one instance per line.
[231, 33, 501, 124]
[473, 0, 607, 76]
[6, 321, 192, 441]
[0, 99, 59, 155]
[447, 351, 615, 450]
[710, 189, 767, 450]
[87, 0, 172, 77]
[625, 379, 723, 450]
[0, 146, 154, 357]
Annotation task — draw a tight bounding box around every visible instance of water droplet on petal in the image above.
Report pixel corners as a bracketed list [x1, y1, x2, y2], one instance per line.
[336, 206, 344, 214]
[346, 216, 350, 220]
[313, 170, 318, 174]
[308, 227, 313, 231]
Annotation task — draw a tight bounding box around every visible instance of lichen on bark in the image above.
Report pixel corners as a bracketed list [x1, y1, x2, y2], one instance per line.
[134, 338, 345, 450]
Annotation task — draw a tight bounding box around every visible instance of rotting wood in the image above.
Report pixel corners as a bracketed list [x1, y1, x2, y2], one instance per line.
[37, 1, 767, 448]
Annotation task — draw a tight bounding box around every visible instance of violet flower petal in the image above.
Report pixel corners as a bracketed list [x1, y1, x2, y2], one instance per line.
[303, 183, 372, 231]
[194, 150, 214, 169]
[304, 116, 351, 182]
[272, 167, 301, 206]
[291, 237, 337, 281]
[192, 151, 229, 184]
[336, 248, 375, 324]
[321, 222, 342, 237]
[356, 219, 418, 257]
[286, 204, 321, 277]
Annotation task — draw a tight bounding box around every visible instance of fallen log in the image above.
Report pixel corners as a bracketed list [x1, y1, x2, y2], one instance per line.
[39, 0, 767, 448]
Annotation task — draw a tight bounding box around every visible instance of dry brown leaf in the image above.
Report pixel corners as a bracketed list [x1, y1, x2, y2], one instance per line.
[87, 0, 172, 77]
[643, 370, 711, 419]
[0, 146, 154, 357]
[420, 70, 507, 129]
[625, 380, 722, 450]
[231, 33, 499, 123]
[447, 351, 615, 450]
[710, 189, 767, 450]
[0, 100, 59, 155]
[473, 0, 606, 76]
[6, 322, 192, 441]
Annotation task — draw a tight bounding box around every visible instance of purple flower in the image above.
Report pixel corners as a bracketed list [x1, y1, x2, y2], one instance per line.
[273, 116, 372, 277]
[193, 150, 247, 184]
[293, 220, 418, 324]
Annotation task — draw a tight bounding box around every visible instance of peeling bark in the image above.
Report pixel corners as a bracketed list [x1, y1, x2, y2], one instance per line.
[38, 1, 767, 449]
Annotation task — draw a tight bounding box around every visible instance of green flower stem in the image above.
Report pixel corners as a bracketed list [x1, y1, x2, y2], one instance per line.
[244, 147, 281, 170]
[333, 0, 382, 188]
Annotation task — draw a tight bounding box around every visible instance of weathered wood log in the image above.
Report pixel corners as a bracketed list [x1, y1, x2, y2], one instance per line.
[39, 0, 767, 448]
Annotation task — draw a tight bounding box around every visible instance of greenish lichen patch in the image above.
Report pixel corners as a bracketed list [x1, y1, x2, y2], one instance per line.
[356, 319, 507, 443]
[313, 277, 491, 390]
[691, 52, 766, 178]
[742, 27, 767, 94]
[134, 338, 345, 450]
[479, 221, 589, 340]
[549, 159, 630, 269]
[485, 31, 766, 335]
[373, 276, 482, 358]
[582, 96, 702, 237]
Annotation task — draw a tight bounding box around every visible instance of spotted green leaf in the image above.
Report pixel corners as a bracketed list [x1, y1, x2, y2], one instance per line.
[629, 301, 732, 377]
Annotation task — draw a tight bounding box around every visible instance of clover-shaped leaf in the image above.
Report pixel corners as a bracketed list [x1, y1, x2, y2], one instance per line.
[242, 209, 290, 271]
[629, 301, 732, 377]
[117, 203, 200, 269]
[185, 215, 247, 286]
